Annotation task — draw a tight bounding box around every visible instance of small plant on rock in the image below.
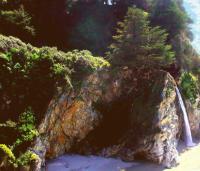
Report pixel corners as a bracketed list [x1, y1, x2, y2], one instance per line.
[180, 72, 199, 104]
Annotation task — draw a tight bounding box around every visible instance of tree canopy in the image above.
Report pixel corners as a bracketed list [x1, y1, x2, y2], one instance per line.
[151, 0, 187, 38]
[108, 7, 175, 67]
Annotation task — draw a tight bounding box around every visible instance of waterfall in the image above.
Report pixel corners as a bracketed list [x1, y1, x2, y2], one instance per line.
[107, 0, 112, 5]
[175, 87, 195, 147]
[104, 0, 113, 5]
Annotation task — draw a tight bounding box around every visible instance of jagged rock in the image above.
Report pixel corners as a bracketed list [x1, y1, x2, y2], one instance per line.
[33, 67, 182, 169]
[32, 85, 104, 168]
[74, 68, 182, 168]
[185, 97, 200, 138]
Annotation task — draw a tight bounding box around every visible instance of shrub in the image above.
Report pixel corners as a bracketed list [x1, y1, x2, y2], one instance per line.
[0, 144, 15, 168]
[12, 108, 39, 149]
[16, 150, 39, 167]
[0, 108, 39, 169]
[0, 41, 109, 121]
[0, 145, 39, 168]
[180, 72, 199, 104]
[0, 144, 15, 161]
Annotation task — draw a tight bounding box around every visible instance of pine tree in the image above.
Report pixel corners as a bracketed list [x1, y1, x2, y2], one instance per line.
[151, 0, 187, 37]
[0, 0, 34, 40]
[108, 7, 175, 67]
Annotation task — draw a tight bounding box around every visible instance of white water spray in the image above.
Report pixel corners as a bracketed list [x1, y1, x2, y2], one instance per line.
[175, 87, 195, 147]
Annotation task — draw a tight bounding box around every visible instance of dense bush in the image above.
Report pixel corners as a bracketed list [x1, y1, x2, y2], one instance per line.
[0, 108, 39, 169]
[0, 40, 109, 121]
[16, 150, 39, 167]
[0, 47, 65, 121]
[180, 72, 199, 104]
[12, 108, 39, 149]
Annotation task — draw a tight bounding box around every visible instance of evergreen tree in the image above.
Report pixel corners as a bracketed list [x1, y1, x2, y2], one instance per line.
[108, 7, 175, 67]
[151, 0, 187, 37]
[0, 0, 34, 41]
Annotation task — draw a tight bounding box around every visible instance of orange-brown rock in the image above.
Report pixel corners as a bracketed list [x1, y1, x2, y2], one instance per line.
[32, 67, 183, 170]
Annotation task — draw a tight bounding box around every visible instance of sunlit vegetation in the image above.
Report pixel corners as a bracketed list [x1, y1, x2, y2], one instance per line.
[0, 0, 200, 170]
[0, 108, 39, 169]
[180, 72, 199, 104]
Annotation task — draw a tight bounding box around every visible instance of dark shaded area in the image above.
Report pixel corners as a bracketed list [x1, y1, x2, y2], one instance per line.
[151, 0, 187, 39]
[90, 96, 133, 148]
[71, 69, 168, 155]
[25, 0, 69, 49]
[70, 95, 134, 154]
[0, 127, 18, 145]
[0, 55, 56, 124]
[0, 0, 151, 55]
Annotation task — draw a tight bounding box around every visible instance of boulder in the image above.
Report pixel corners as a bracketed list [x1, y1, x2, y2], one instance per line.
[32, 67, 182, 169]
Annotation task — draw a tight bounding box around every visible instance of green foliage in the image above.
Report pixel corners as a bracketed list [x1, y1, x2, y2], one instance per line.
[0, 120, 16, 128]
[180, 72, 199, 104]
[53, 63, 65, 75]
[0, 108, 38, 150]
[0, 42, 109, 121]
[65, 50, 110, 73]
[165, 84, 174, 98]
[12, 108, 39, 149]
[108, 7, 175, 67]
[151, 0, 187, 37]
[0, 144, 15, 169]
[0, 144, 15, 161]
[16, 150, 39, 166]
[0, 34, 109, 168]
[0, 6, 34, 35]
[0, 145, 39, 168]
[0, 0, 34, 40]
[0, 108, 39, 169]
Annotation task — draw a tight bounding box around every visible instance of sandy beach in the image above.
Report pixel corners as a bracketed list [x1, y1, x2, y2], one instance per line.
[47, 141, 200, 171]
[126, 141, 200, 171]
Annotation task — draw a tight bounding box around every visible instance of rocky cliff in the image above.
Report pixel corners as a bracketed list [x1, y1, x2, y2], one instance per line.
[32, 67, 183, 169]
[185, 97, 200, 138]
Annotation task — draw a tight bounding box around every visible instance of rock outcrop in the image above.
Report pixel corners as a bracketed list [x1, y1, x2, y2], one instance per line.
[185, 97, 200, 138]
[32, 67, 183, 169]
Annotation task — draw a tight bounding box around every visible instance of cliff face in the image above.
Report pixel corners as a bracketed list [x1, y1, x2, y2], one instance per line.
[33, 67, 183, 169]
[185, 98, 200, 138]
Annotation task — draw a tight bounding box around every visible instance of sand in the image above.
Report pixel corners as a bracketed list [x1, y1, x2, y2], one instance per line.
[47, 155, 137, 171]
[47, 141, 200, 171]
[127, 141, 200, 171]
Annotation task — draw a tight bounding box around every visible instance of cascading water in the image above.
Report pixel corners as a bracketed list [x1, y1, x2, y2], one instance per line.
[175, 87, 196, 147]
